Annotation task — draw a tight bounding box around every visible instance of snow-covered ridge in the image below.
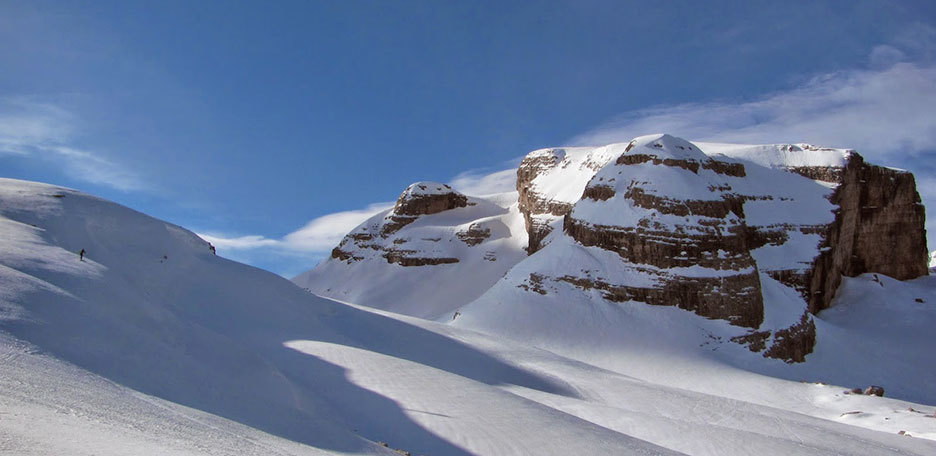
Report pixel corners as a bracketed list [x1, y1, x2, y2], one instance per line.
[398, 181, 458, 198]
[696, 141, 853, 169]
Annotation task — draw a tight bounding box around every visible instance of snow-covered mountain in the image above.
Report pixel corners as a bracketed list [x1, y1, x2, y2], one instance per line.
[298, 134, 928, 353]
[296, 134, 934, 410]
[2, 144, 933, 455]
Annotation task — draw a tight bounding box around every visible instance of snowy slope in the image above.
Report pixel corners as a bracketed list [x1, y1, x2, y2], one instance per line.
[0, 178, 678, 455]
[3, 178, 934, 455]
[0, 334, 332, 456]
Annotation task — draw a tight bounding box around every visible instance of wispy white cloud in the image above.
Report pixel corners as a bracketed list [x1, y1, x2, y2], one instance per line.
[198, 202, 392, 256]
[282, 202, 393, 251]
[198, 233, 282, 250]
[569, 62, 936, 163]
[0, 98, 145, 191]
[449, 168, 517, 196]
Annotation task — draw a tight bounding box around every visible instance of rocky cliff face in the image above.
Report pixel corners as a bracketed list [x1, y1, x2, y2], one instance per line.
[805, 154, 929, 313]
[559, 135, 765, 328]
[516, 146, 619, 253]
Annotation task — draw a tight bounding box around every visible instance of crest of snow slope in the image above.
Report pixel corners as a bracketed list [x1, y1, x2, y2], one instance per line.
[0, 178, 685, 456]
[1, 178, 933, 454]
[293, 187, 528, 320]
[695, 141, 852, 169]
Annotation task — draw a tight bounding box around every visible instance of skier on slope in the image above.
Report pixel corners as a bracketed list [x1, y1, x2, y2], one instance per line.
[79, 248, 86, 261]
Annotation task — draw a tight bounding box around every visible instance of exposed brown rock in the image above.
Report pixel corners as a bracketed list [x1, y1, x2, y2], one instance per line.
[787, 166, 844, 183]
[383, 249, 460, 267]
[625, 187, 745, 219]
[701, 160, 746, 177]
[393, 183, 468, 216]
[523, 218, 555, 254]
[380, 215, 417, 237]
[331, 247, 352, 261]
[326, 181, 475, 265]
[730, 330, 770, 352]
[616, 153, 701, 173]
[556, 273, 763, 327]
[765, 269, 811, 298]
[806, 154, 929, 313]
[517, 273, 548, 295]
[763, 311, 816, 363]
[731, 311, 816, 363]
[615, 153, 747, 177]
[583, 185, 615, 201]
[456, 223, 492, 246]
[864, 385, 885, 397]
[564, 216, 756, 271]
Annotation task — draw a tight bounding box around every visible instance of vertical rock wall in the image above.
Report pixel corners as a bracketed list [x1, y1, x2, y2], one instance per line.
[807, 154, 929, 313]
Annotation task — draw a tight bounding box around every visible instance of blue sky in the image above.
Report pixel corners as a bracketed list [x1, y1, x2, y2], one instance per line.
[2, 0, 935, 276]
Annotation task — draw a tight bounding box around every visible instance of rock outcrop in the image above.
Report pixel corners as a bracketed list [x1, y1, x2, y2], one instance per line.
[805, 155, 929, 313]
[393, 182, 468, 216]
[295, 180, 528, 320]
[330, 182, 470, 266]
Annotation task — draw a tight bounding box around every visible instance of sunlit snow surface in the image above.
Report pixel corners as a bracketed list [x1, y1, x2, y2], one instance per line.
[1, 178, 934, 455]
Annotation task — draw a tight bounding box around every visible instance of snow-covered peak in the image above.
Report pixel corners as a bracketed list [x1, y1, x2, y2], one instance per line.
[581, 134, 737, 209]
[624, 133, 709, 161]
[399, 181, 460, 198]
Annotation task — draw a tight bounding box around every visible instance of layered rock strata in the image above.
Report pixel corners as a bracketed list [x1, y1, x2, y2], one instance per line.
[559, 135, 765, 329]
[509, 136, 927, 361]
[330, 182, 469, 266]
[804, 154, 928, 313]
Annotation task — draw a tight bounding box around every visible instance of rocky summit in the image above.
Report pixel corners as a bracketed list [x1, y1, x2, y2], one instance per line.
[297, 134, 929, 363]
